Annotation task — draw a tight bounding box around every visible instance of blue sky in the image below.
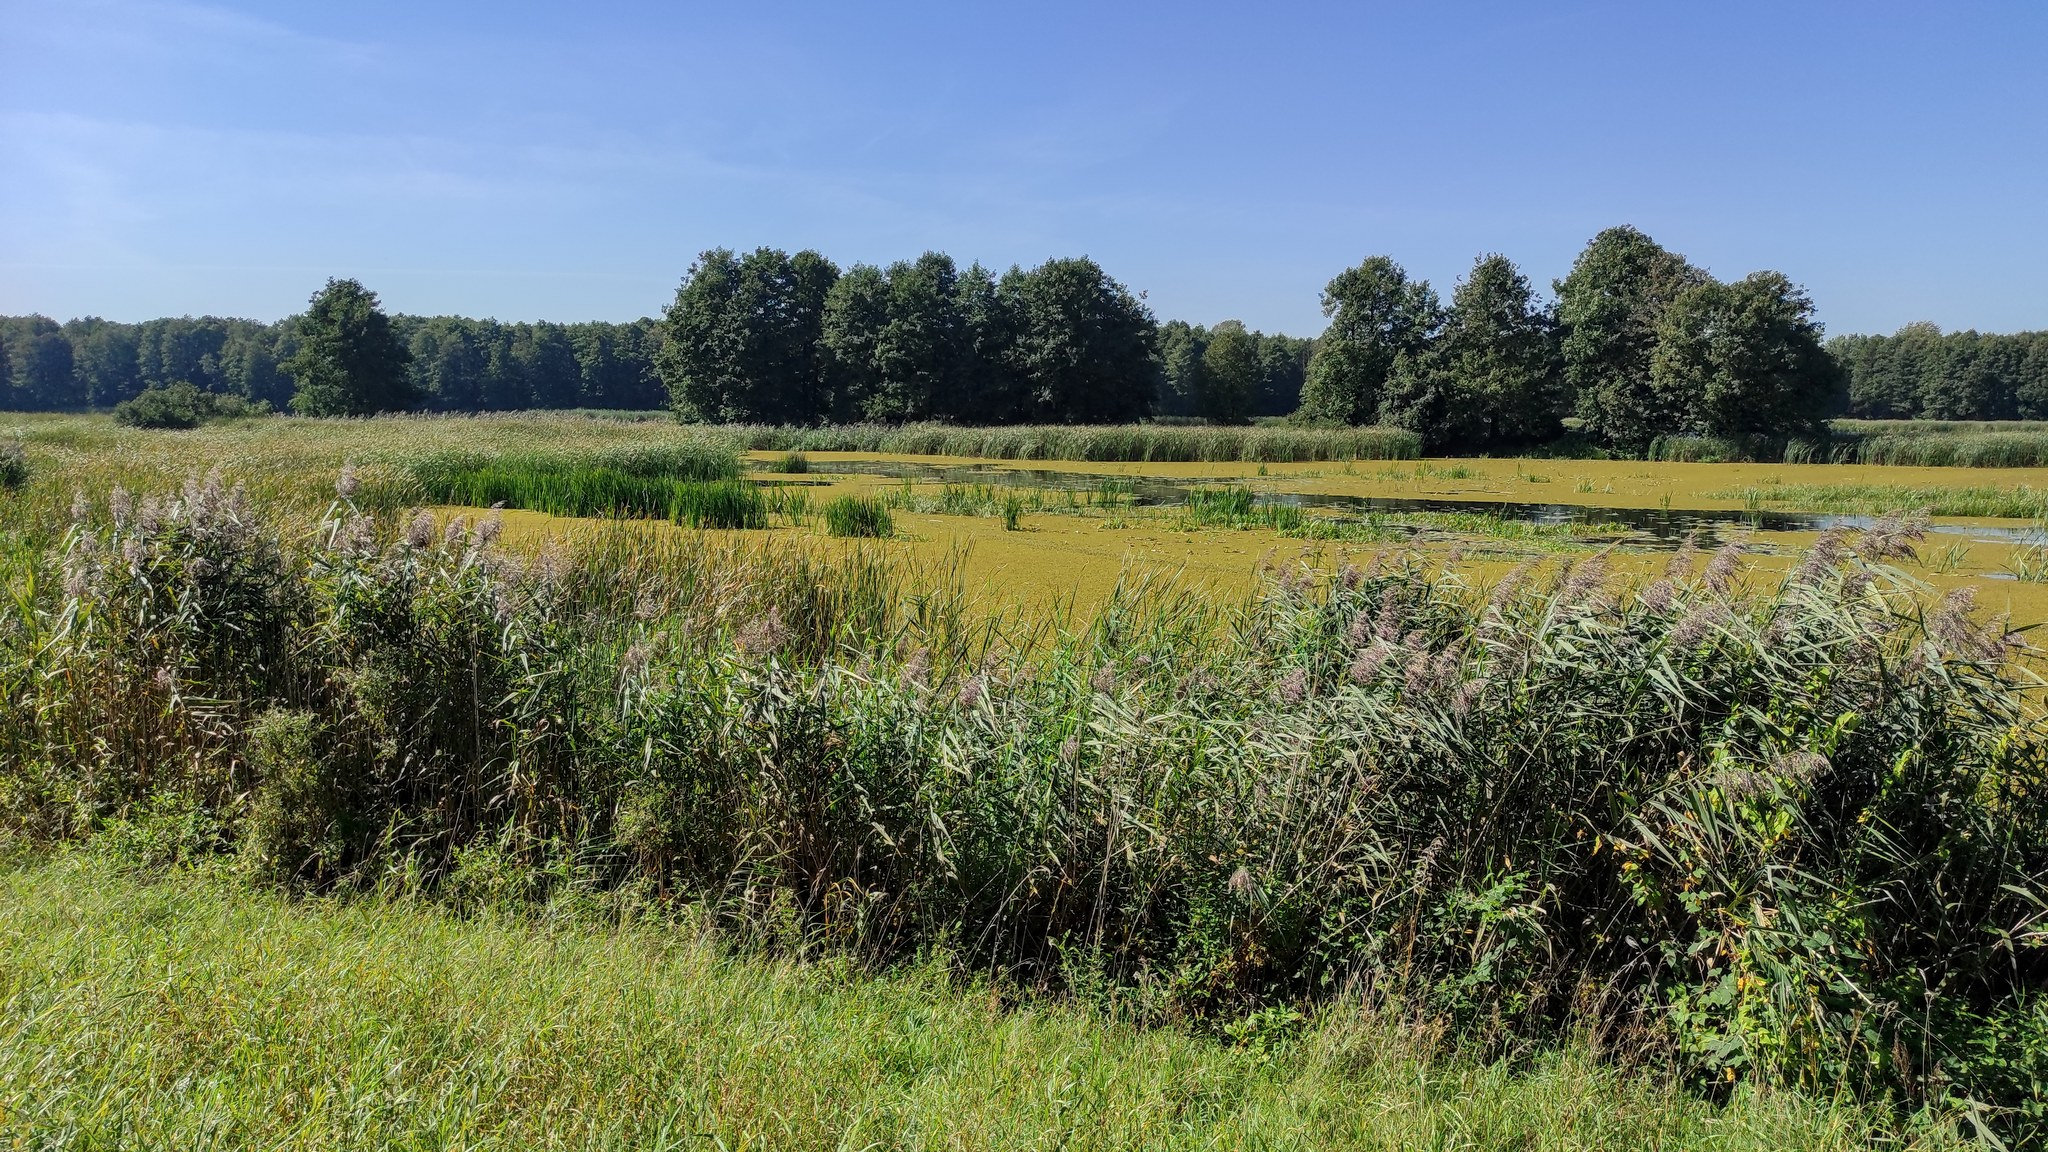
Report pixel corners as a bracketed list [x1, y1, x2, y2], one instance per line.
[3, 0, 2044, 336]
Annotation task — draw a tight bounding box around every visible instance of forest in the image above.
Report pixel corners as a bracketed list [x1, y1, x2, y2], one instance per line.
[0, 226, 2039, 452]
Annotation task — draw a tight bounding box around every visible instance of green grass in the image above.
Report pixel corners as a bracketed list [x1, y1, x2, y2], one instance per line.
[823, 493, 894, 537]
[1707, 480, 2048, 519]
[1829, 421, 2048, 468]
[722, 421, 1423, 463]
[0, 856, 1960, 1151]
[1180, 485, 1305, 531]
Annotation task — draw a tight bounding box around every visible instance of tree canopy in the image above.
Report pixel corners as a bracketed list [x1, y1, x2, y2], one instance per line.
[283, 279, 416, 417]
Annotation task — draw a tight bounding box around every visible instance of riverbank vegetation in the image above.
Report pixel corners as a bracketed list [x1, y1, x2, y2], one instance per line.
[2, 460, 2045, 1144]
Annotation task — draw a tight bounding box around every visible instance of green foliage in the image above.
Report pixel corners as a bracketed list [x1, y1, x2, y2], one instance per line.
[822, 494, 893, 537]
[1832, 421, 2048, 467]
[823, 252, 968, 422]
[284, 279, 417, 416]
[411, 444, 744, 518]
[0, 441, 24, 490]
[728, 421, 1419, 462]
[1179, 485, 1303, 531]
[658, 247, 840, 424]
[772, 451, 810, 474]
[1649, 272, 1841, 442]
[1401, 254, 1566, 451]
[111, 380, 266, 429]
[1298, 256, 1440, 426]
[1001, 256, 1161, 423]
[1556, 226, 1712, 453]
[1834, 324, 2048, 422]
[1197, 322, 1259, 424]
[668, 479, 768, 530]
[4, 485, 2048, 1139]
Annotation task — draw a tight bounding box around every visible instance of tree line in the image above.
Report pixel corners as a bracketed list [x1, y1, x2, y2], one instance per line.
[1297, 228, 1844, 453]
[0, 308, 663, 415]
[3, 227, 2038, 448]
[1832, 324, 2048, 422]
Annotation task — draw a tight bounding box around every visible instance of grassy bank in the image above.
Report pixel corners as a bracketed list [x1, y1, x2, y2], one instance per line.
[5, 470, 2047, 1142]
[0, 856, 1964, 1150]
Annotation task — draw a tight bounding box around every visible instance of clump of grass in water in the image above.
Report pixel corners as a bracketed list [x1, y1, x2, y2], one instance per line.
[669, 480, 768, 530]
[412, 444, 745, 518]
[823, 494, 893, 537]
[1708, 481, 2048, 520]
[772, 451, 810, 474]
[1180, 485, 1303, 531]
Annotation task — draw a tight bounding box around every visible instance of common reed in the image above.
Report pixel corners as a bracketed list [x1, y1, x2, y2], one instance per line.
[2, 475, 2045, 1141]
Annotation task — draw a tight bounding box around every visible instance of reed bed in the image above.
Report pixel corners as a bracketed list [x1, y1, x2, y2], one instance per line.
[2, 476, 2044, 1141]
[718, 421, 1423, 463]
[1830, 421, 2048, 468]
[1710, 481, 2048, 519]
[822, 493, 894, 537]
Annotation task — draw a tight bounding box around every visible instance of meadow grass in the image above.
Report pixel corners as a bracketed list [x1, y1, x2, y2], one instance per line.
[0, 855, 1954, 1151]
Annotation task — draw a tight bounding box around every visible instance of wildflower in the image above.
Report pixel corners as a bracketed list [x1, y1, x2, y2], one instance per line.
[1349, 642, 1392, 685]
[1669, 601, 1725, 650]
[1930, 586, 2002, 660]
[1486, 561, 1534, 617]
[1559, 554, 1609, 611]
[618, 641, 651, 685]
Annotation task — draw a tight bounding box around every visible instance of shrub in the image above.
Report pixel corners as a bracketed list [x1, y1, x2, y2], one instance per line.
[112, 382, 266, 429]
[240, 708, 352, 885]
[823, 495, 893, 537]
[0, 441, 25, 490]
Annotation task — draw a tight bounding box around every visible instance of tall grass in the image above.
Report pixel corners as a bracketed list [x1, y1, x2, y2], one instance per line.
[1830, 421, 2048, 468]
[411, 444, 743, 515]
[1708, 481, 2048, 519]
[3, 478, 2046, 1141]
[717, 422, 1422, 463]
[823, 494, 894, 537]
[0, 857, 1952, 1150]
